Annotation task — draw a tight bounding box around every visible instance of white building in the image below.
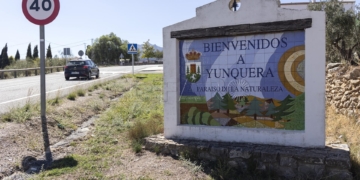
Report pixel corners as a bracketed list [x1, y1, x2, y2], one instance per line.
[281, 0, 355, 11]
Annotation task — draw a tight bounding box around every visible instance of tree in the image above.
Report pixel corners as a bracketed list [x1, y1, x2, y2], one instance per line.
[8, 56, 14, 65]
[246, 97, 262, 120]
[308, 0, 360, 63]
[238, 96, 246, 107]
[282, 93, 305, 130]
[272, 95, 293, 121]
[0, 53, 2, 69]
[15, 50, 20, 61]
[86, 45, 92, 59]
[33, 45, 39, 59]
[46, 44, 52, 59]
[210, 92, 223, 113]
[221, 93, 236, 114]
[265, 102, 277, 118]
[88, 32, 126, 65]
[26, 43, 32, 60]
[141, 39, 155, 63]
[154, 49, 163, 59]
[1, 44, 9, 68]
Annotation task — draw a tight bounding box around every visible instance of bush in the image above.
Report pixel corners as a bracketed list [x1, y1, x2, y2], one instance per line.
[67, 93, 77, 101]
[77, 89, 86, 97]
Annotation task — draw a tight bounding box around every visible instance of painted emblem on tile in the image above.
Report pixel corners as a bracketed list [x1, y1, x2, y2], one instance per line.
[179, 31, 305, 130]
[185, 50, 202, 83]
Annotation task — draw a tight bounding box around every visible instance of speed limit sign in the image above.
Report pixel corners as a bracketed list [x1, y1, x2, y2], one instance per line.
[21, 0, 61, 165]
[22, 0, 60, 25]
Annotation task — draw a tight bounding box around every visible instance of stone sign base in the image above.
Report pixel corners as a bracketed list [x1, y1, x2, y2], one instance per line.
[145, 134, 352, 179]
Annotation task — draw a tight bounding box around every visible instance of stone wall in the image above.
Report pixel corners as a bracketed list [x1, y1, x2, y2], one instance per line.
[145, 135, 352, 179]
[326, 63, 360, 118]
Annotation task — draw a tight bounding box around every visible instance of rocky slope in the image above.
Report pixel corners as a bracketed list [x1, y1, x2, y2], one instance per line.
[326, 63, 360, 118]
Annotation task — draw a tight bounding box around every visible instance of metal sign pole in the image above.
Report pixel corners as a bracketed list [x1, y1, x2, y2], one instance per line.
[40, 25, 52, 164]
[132, 54, 134, 75]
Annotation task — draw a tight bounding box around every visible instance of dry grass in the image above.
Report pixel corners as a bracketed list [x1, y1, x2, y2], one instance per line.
[326, 105, 360, 179]
[66, 92, 77, 101]
[0, 76, 138, 179]
[76, 89, 86, 97]
[31, 74, 207, 180]
[2, 73, 360, 179]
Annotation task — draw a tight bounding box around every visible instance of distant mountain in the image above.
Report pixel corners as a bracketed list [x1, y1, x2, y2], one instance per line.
[137, 44, 163, 52]
[136, 43, 163, 62]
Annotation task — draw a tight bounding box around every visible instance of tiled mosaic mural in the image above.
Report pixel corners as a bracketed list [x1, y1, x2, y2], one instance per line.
[179, 31, 305, 130]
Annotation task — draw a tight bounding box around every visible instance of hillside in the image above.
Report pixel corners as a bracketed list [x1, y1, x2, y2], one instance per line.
[137, 43, 163, 52]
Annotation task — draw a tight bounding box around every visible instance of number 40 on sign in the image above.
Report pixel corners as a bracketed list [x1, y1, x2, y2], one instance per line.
[22, 0, 60, 25]
[30, 0, 52, 11]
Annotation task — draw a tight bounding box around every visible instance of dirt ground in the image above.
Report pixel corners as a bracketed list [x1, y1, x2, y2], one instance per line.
[0, 79, 211, 180]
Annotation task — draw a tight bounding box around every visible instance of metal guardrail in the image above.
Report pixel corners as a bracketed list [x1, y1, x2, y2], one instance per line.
[0, 66, 64, 79]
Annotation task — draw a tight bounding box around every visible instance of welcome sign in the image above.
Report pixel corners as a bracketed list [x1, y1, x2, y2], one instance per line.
[179, 31, 305, 130]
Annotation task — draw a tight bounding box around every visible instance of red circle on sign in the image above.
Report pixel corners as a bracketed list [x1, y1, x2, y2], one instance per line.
[22, 0, 60, 25]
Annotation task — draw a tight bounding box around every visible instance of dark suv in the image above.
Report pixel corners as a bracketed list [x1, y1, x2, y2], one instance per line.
[64, 59, 99, 80]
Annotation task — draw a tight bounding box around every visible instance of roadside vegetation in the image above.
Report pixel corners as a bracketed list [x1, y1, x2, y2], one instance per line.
[0, 73, 359, 179]
[0, 58, 67, 79]
[326, 106, 360, 179]
[0, 75, 139, 178]
[4, 58, 66, 70]
[1, 73, 208, 180]
[34, 74, 166, 179]
[308, 1, 360, 64]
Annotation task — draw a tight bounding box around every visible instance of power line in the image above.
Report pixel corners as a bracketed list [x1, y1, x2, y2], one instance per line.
[19, 43, 88, 57]
[14, 39, 92, 57]
[45, 39, 92, 49]
[6, 40, 38, 48]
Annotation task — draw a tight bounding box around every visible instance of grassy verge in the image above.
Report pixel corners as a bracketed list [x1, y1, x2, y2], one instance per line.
[2, 73, 358, 179]
[326, 105, 360, 179]
[33, 74, 164, 179]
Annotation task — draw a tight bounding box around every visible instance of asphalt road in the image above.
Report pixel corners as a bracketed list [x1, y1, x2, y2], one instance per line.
[0, 64, 163, 114]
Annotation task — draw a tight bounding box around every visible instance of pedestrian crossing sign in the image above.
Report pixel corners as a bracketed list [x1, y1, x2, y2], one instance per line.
[127, 44, 138, 54]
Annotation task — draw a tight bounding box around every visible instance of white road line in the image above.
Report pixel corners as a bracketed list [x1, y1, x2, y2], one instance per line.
[0, 74, 120, 105]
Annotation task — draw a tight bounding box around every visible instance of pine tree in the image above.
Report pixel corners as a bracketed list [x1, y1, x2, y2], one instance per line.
[186, 66, 189, 74]
[282, 93, 305, 130]
[272, 95, 293, 121]
[221, 93, 236, 114]
[238, 96, 246, 107]
[246, 97, 262, 120]
[46, 44, 52, 59]
[8, 56, 14, 65]
[26, 43, 32, 60]
[15, 50, 20, 61]
[1, 44, 9, 68]
[197, 66, 200, 74]
[245, 97, 249, 103]
[210, 92, 223, 113]
[33, 45, 39, 59]
[265, 102, 277, 118]
[0, 54, 2, 69]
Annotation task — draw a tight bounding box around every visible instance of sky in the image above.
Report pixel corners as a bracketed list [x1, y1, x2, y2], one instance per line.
[0, 0, 358, 58]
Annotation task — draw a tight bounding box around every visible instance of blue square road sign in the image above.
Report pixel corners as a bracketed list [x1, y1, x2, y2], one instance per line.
[128, 44, 138, 54]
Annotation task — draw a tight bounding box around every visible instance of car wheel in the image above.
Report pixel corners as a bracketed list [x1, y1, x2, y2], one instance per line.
[96, 70, 99, 79]
[88, 72, 91, 80]
[65, 77, 69, 80]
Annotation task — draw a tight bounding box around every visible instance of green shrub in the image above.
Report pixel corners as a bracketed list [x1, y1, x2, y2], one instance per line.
[67, 93, 77, 101]
[77, 89, 85, 97]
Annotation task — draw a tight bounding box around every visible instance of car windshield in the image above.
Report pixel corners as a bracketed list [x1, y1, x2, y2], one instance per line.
[68, 61, 87, 65]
